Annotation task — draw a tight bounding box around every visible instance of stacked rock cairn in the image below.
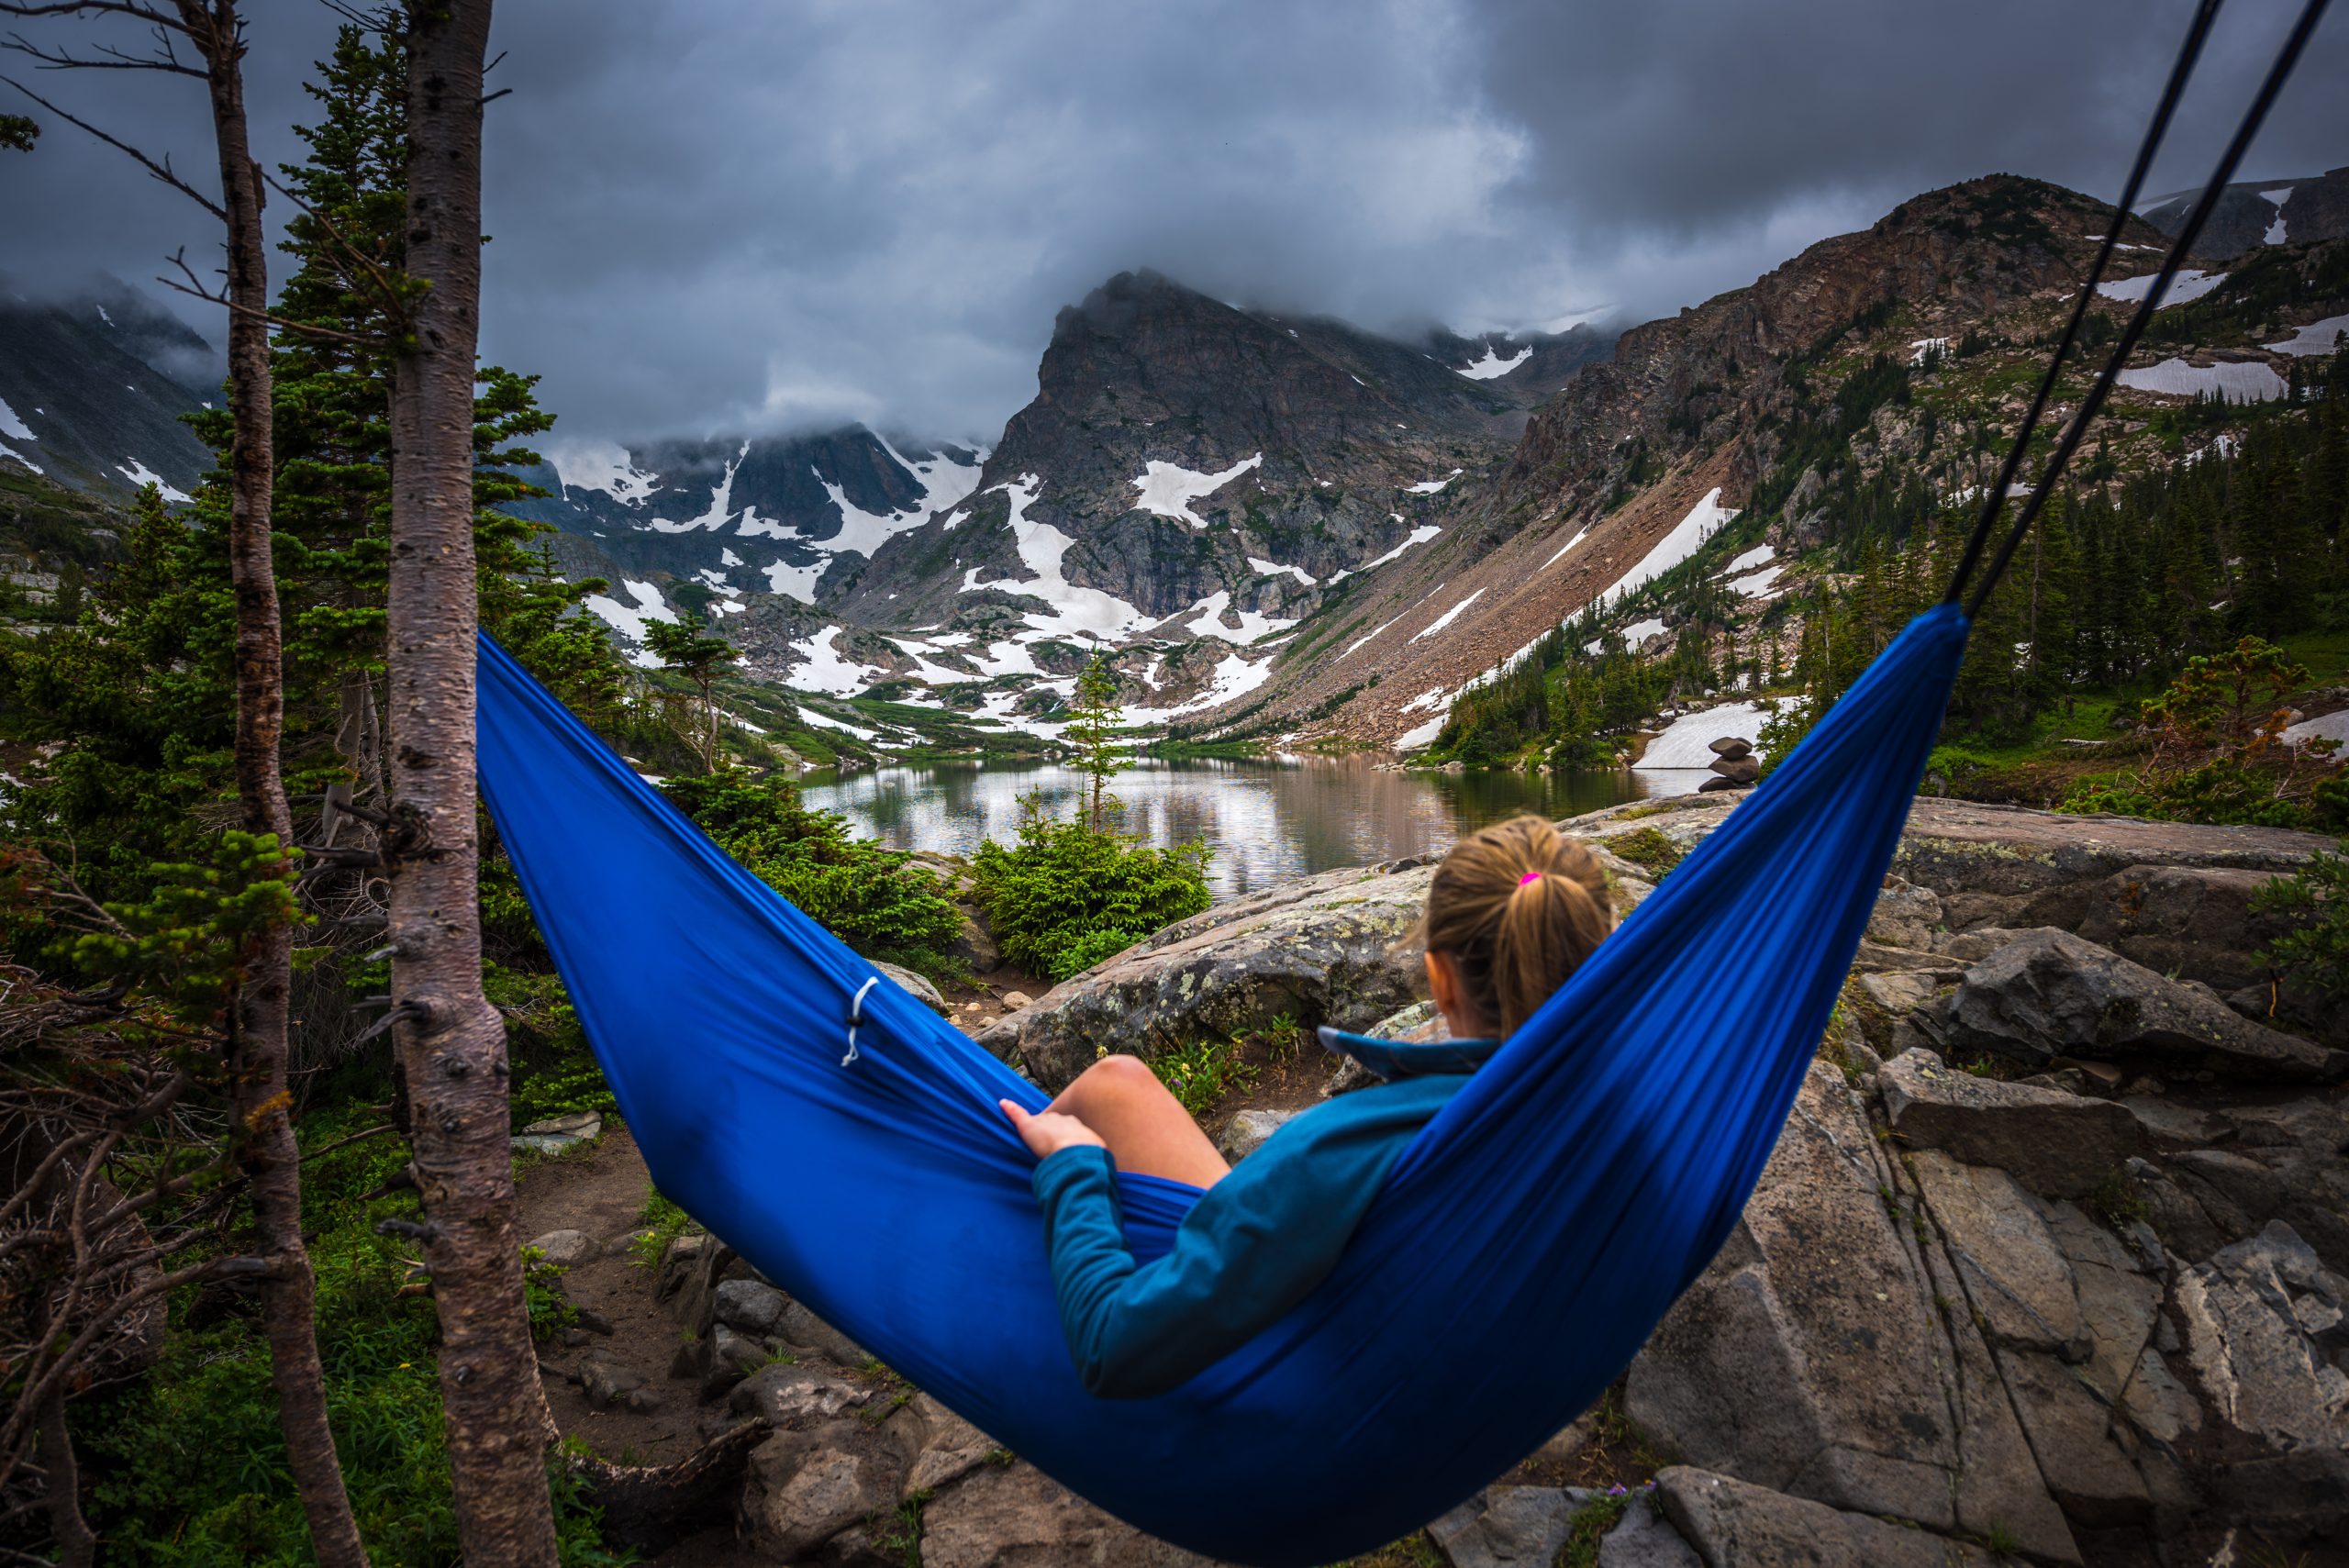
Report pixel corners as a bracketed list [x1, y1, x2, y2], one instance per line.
[1698, 735, 1758, 792]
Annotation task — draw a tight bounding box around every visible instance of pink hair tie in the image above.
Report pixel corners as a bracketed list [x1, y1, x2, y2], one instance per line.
[1518, 871, 1543, 886]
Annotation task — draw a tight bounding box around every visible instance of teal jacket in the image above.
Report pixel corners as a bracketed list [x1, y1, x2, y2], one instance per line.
[1029, 1029, 1498, 1399]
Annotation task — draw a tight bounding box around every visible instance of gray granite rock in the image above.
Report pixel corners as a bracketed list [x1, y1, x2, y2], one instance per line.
[2075, 863, 2292, 993]
[740, 1420, 905, 1561]
[526, 1228, 598, 1268]
[918, 1459, 1212, 1568]
[1881, 1048, 2140, 1198]
[777, 1299, 870, 1368]
[713, 1277, 790, 1338]
[875, 960, 951, 1015]
[2178, 1221, 2349, 1451]
[1943, 929, 2346, 1081]
[1428, 1485, 1593, 1568]
[1654, 1467, 1991, 1567]
[728, 1361, 873, 1427]
[1217, 1108, 1298, 1162]
[1910, 1152, 2087, 1357]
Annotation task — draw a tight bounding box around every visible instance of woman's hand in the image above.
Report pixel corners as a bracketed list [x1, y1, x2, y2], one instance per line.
[1000, 1098, 1107, 1161]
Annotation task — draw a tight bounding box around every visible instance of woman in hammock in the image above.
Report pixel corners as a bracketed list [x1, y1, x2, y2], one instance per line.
[999, 814, 1614, 1397]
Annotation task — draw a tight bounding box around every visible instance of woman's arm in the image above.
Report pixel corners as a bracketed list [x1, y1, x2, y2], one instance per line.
[1028, 1143, 1353, 1399]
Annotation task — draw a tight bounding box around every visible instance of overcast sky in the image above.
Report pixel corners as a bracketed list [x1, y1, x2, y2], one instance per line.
[5, 0, 2344, 454]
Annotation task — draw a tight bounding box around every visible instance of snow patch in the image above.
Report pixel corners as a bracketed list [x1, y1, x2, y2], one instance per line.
[0, 397, 32, 441]
[0, 441, 40, 475]
[1395, 714, 1446, 751]
[1403, 470, 1464, 495]
[2266, 315, 2349, 357]
[1723, 543, 1775, 573]
[1150, 653, 1273, 718]
[1909, 337, 1949, 365]
[763, 557, 828, 604]
[2116, 358, 2288, 403]
[1727, 564, 1785, 597]
[961, 475, 1155, 639]
[796, 707, 878, 740]
[789, 628, 884, 697]
[1336, 614, 1404, 662]
[1453, 343, 1532, 381]
[650, 443, 747, 532]
[1542, 528, 1590, 570]
[1634, 702, 1770, 794]
[548, 439, 662, 505]
[1598, 487, 1737, 606]
[2096, 269, 2227, 308]
[1247, 555, 1317, 585]
[1410, 588, 1486, 642]
[1182, 590, 1297, 645]
[584, 580, 678, 665]
[115, 456, 193, 504]
[1328, 524, 1442, 583]
[1130, 453, 1264, 528]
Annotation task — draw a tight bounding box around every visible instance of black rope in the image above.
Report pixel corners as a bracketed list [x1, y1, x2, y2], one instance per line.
[1961, 0, 2332, 618]
[1941, 0, 2222, 605]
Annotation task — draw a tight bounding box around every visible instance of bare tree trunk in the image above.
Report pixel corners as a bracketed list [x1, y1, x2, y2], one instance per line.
[385, 2, 559, 1560]
[35, 1382, 95, 1568]
[181, 6, 373, 1563]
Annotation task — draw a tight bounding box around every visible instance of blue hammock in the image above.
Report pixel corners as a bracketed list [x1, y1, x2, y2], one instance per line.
[475, 603, 1969, 1565]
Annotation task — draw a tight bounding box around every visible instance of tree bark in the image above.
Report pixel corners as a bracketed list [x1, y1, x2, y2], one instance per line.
[36, 1381, 95, 1568]
[180, 5, 373, 1564]
[386, 2, 559, 1560]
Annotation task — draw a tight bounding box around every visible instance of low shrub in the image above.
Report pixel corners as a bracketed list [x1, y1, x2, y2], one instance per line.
[1150, 1037, 1257, 1118]
[2255, 840, 2349, 996]
[662, 768, 962, 971]
[971, 795, 1211, 982]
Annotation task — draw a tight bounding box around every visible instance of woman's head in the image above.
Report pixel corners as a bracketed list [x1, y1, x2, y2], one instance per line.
[1419, 816, 1613, 1037]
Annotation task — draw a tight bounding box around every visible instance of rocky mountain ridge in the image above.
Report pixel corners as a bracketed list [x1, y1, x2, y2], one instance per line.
[0, 278, 216, 503]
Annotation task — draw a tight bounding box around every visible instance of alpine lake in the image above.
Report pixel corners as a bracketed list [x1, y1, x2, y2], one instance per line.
[800, 755, 1676, 899]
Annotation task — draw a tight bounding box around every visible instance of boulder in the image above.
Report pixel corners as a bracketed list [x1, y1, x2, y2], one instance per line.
[728, 1361, 874, 1427]
[918, 1458, 1213, 1568]
[713, 1277, 790, 1338]
[1624, 1063, 2074, 1559]
[952, 913, 1002, 973]
[1707, 756, 1760, 784]
[1653, 1468, 1987, 1568]
[876, 960, 951, 1015]
[1695, 775, 1743, 793]
[740, 1420, 906, 1562]
[1879, 1049, 2141, 1197]
[1000, 991, 1034, 1011]
[513, 1109, 604, 1155]
[2177, 1221, 2349, 1451]
[1707, 736, 1752, 757]
[1427, 1485, 1592, 1568]
[974, 859, 1436, 1089]
[527, 1229, 597, 1268]
[2075, 863, 2294, 993]
[1865, 876, 1943, 950]
[890, 1391, 999, 1499]
[1942, 929, 2347, 1081]
[700, 1323, 771, 1395]
[656, 1231, 710, 1302]
[579, 1358, 651, 1413]
[1217, 1108, 1298, 1162]
[777, 1300, 870, 1368]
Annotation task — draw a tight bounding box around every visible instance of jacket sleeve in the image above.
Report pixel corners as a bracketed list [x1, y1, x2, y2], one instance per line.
[1027, 1140, 1373, 1400]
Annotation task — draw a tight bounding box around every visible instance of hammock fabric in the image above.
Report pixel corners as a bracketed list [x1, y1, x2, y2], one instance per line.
[475, 603, 1968, 1565]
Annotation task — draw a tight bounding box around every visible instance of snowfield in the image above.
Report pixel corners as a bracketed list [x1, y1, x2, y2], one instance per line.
[2115, 358, 2288, 403]
[789, 627, 885, 697]
[1151, 652, 1274, 718]
[1130, 453, 1264, 527]
[1329, 524, 1441, 583]
[961, 474, 1157, 640]
[1634, 702, 1771, 796]
[1182, 590, 1297, 645]
[116, 457, 193, 504]
[2095, 269, 2227, 308]
[1404, 470, 1464, 495]
[1248, 555, 1317, 585]
[1453, 343, 1531, 381]
[1598, 487, 1738, 606]
[1410, 588, 1486, 642]
[0, 396, 33, 442]
[2267, 316, 2349, 357]
[584, 580, 678, 665]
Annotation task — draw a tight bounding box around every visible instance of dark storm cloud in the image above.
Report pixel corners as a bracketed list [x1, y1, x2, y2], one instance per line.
[4, 1, 2344, 456]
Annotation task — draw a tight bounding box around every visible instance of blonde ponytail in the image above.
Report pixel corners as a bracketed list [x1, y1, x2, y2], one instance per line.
[1419, 816, 1613, 1035]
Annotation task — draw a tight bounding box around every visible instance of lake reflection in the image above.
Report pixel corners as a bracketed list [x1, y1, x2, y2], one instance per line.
[801, 757, 1651, 898]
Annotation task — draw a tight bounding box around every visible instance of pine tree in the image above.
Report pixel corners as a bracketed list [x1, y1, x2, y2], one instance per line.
[1067, 651, 1129, 833]
[643, 613, 739, 772]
